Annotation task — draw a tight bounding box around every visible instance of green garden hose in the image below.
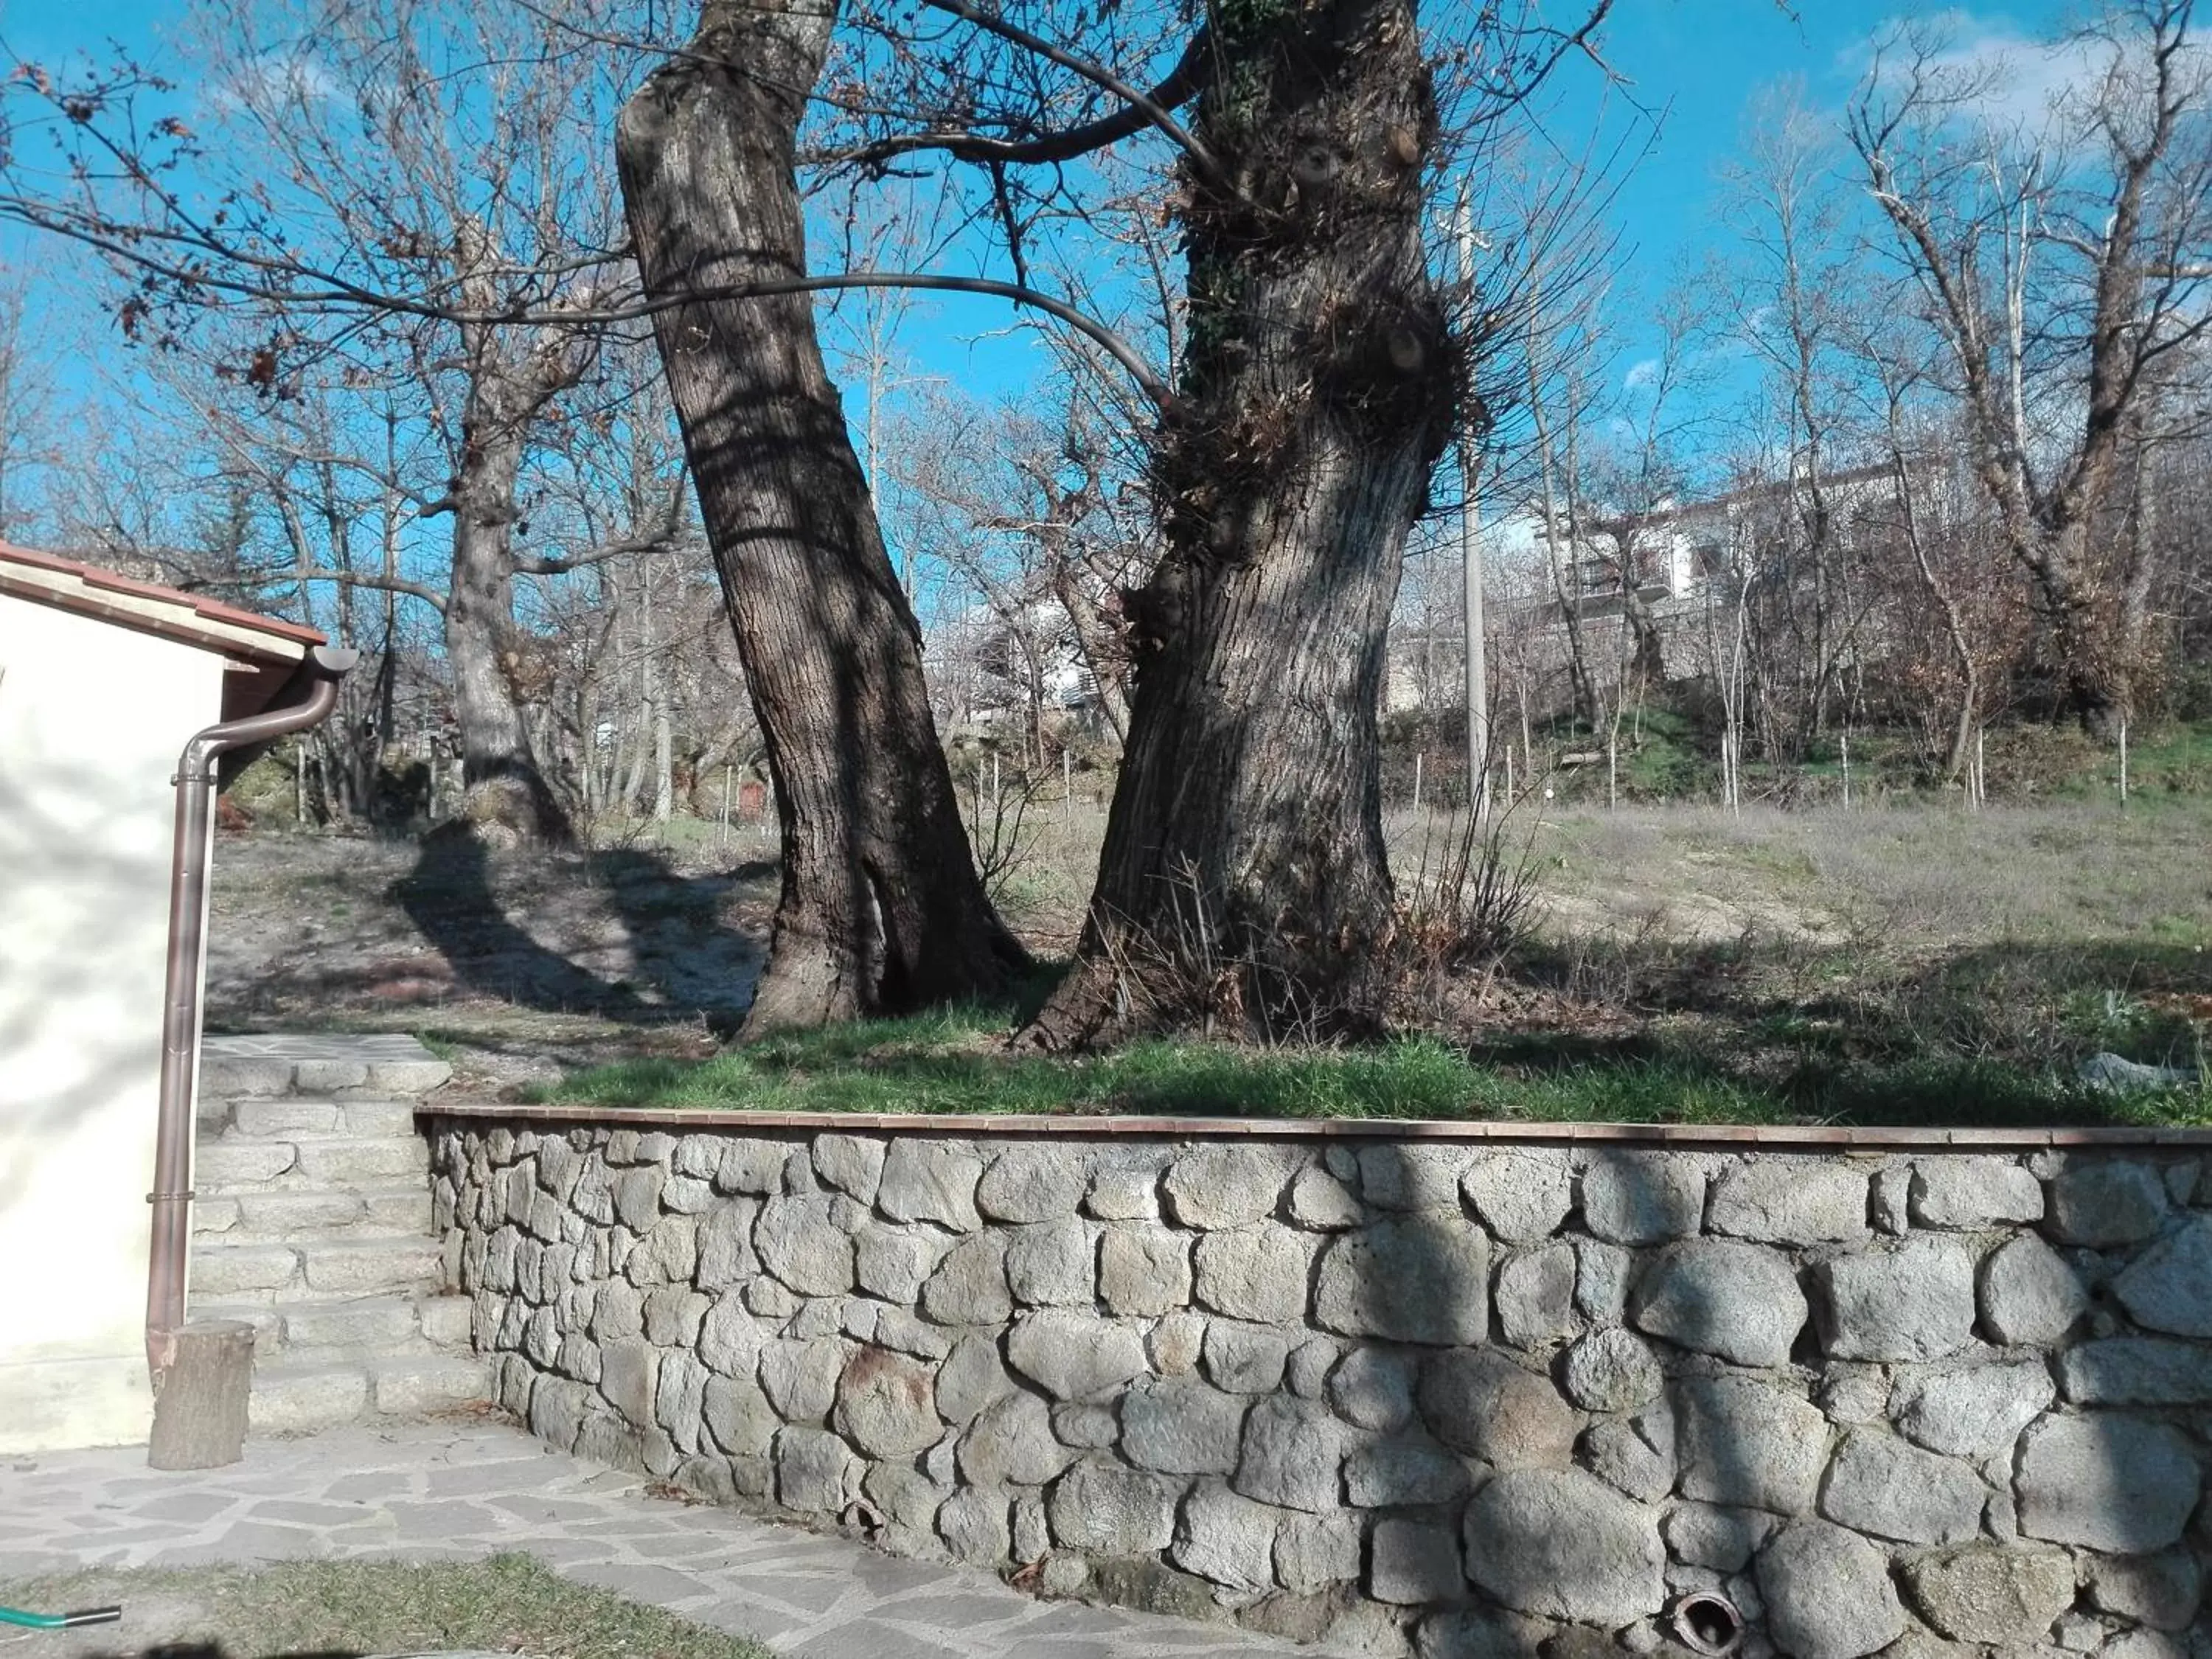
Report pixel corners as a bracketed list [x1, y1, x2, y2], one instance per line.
[0, 1605, 122, 1631]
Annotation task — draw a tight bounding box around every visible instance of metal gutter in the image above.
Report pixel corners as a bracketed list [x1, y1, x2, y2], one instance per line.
[145, 644, 356, 1379]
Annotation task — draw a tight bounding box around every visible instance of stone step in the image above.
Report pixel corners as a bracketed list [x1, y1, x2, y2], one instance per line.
[194, 1184, 429, 1245]
[201, 1034, 453, 1102]
[248, 1351, 487, 1435]
[195, 1291, 473, 1356]
[195, 1133, 430, 1194]
[215, 1098, 424, 1141]
[189, 1233, 445, 1302]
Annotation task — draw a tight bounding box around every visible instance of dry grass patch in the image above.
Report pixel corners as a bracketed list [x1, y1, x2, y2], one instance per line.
[0, 1555, 772, 1659]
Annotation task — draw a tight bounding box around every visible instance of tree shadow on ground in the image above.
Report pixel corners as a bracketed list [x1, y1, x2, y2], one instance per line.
[389, 832, 765, 1039]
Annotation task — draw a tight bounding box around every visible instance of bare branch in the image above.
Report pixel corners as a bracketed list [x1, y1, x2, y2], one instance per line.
[912, 0, 1228, 190]
[0, 206, 1166, 403]
[294, 566, 448, 613]
[513, 479, 691, 577]
[831, 29, 1211, 173]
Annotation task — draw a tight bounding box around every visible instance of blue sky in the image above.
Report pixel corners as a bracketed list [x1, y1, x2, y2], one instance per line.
[1557, 3, 2066, 324]
[849, 4, 2079, 409]
[0, 1, 2079, 505]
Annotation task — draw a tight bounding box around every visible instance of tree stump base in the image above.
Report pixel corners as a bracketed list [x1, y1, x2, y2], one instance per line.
[147, 1319, 255, 1470]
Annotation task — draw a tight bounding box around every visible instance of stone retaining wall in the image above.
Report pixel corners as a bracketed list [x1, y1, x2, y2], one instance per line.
[425, 1113, 2212, 1659]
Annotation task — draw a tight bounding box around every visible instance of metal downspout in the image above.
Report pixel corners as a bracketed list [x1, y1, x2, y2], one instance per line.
[145, 645, 357, 1379]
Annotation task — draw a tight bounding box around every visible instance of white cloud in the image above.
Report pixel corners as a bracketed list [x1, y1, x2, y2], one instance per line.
[1848, 10, 2121, 133]
[1622, 357, 1660, 391]
[204, 47, 341, 116]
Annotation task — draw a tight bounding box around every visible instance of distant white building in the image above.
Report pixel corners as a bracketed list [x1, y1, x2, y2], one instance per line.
[1543, 462, 1904, 622]
[981, 597, 1095, 712]
[931, 594, 1105, 734]
[1384, 463, 1915, 715]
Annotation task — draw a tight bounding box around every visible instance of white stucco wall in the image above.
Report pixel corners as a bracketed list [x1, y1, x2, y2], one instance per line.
[0, 593, 226, 1452]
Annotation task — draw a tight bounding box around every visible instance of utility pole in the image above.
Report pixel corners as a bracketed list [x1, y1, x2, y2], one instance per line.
[1456, 201, 1489, 822]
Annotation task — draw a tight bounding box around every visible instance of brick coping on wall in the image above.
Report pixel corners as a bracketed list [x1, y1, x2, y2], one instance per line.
[417, 1096, 2212, 1150]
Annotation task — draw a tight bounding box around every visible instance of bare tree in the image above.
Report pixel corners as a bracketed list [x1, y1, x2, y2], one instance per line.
[894, 389, 1145, 748]
[1018, 1, 1617, 1045]
[0, 274, 57, 538]
[1849, 1, 2212, 734]
[0, 0, 651, 840]
[1722, 80, 1871, 754]
[1576, 284, 1711, 706]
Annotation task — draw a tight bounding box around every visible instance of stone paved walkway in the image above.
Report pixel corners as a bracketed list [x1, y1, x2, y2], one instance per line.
[0, 1421, 1323, 1659]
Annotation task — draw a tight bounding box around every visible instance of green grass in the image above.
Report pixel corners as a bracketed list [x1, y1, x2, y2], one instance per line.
[0, 1555, 773, 1659]
[538, 1006, 1499, 1120]
[411, 1029, 462, 1062]
[533, 999, 2211, 1130]
[211, 737, 2212, 1131]
[2120, 717, 2212, 795]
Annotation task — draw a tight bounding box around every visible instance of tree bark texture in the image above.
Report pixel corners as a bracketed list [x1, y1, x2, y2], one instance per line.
[147, 1320, 254, 1470]
[1028, 0, 1453, 1048]
[442, 319, 584, 846]
[1610, 538, 1667, 691]
[617, 0, 1028, 1032]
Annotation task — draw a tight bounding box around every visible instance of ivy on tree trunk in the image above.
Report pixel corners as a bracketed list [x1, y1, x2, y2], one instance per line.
[1026, 0, 1455, 1048]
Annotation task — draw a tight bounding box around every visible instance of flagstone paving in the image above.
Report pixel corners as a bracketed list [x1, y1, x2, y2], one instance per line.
[0, 1419, 1326, 1659]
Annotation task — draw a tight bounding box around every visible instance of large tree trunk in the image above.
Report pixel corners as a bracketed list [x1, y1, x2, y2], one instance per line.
[1026, 0, 1452, 1049]
[444, 406, 574, 846]
[2025, 516, 2136, 736]
[616, 0, 1028, 1032]
[1615, 570, 1666, 691]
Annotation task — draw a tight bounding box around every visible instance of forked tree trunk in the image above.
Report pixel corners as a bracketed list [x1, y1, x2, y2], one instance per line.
[2028, 518, 2135, 737]
[616, 0, 1027, 1032]
[444, 405, 574, 846]
[1615, 567, 1666, 691]
[1025, 0, 1453, 1048]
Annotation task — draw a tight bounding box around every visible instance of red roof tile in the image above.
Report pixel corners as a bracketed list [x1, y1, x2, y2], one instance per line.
[0, 541, 324, 653]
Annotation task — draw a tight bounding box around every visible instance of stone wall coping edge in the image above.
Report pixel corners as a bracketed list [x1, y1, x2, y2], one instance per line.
[414, 1097, 2212, 1150]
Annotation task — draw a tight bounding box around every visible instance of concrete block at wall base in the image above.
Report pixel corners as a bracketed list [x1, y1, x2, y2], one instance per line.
[191, 1304, 284, 1350]
[0, 1354, 153, 1455]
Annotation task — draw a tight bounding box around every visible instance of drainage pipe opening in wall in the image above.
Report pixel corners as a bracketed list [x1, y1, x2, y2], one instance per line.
[1670, 1593, 1745, 1657]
